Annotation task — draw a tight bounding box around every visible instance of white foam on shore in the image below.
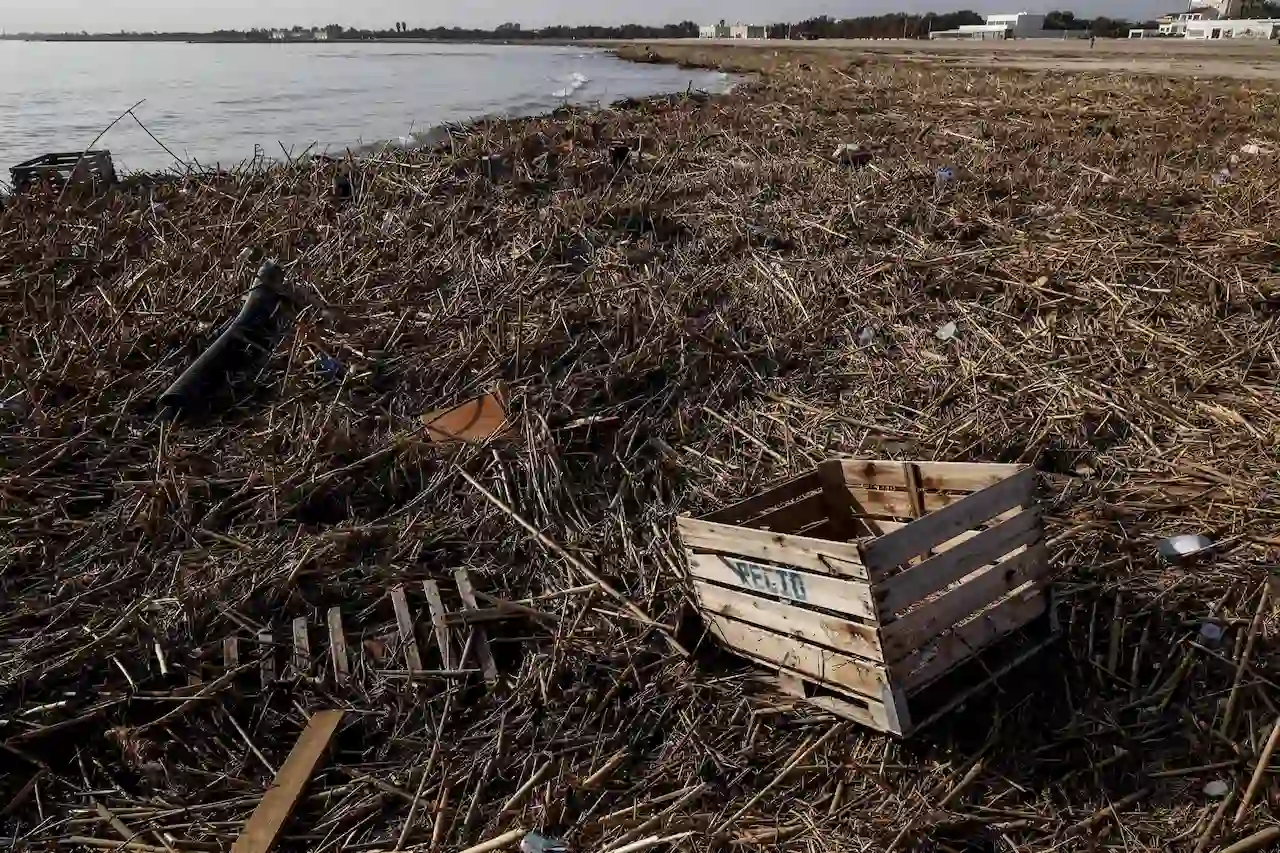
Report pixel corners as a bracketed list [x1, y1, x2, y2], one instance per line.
[552, 71, 590, 99]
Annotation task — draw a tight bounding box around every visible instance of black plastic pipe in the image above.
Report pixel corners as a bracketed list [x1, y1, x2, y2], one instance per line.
[159, 261, 285, 412]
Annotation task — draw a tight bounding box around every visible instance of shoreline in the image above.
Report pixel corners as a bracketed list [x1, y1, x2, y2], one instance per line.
[4, 43, 1280, 853]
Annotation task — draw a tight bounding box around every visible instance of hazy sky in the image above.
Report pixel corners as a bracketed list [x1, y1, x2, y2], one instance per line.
[2, 0, 1171, 34]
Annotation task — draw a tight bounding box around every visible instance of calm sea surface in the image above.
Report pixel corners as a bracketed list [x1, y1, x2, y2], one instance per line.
[0, 41, 730, 174]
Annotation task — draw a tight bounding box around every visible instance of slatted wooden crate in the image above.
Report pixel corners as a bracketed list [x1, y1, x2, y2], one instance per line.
[10, 150, 117, 194]
[678, 459, 1057, 736]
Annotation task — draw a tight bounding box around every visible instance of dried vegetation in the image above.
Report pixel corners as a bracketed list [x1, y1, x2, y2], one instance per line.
[3, 44, 1280, 852]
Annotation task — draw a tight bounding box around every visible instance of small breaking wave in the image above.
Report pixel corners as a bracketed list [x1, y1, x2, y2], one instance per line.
[552, 71, 590, 99]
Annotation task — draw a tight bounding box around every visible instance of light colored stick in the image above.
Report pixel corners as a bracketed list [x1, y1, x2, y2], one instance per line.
[500, 758, 554, 814]
[456, 469, 687, 656]
[1221, 582, 1270, 737]
[1215, 826, 1280, 853]
[712, 722, 846, 835]
[291, 617, 310, 678]
[391, 586, 423, 674]
[455, 827, 525, 853]
[422, 580, 454, 670]
[1233, 716, 1280, 827]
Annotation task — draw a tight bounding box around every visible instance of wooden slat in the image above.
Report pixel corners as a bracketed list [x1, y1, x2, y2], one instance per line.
[687, 552, 876, 622]
[880, 544, 1050, 661]
[838, 460, 1022, 493]
[817, 460, 860, 539]
[862, 467, 1036, 572]
[748, 493, 828, 533]
[895, 587, 1049, 691]
[706, 613, 889, 700]
[800, 693, 897, 735]
[291, 617, 310, 678]
[847, 486, 959, 519]
[258, 631, 274, 688]
[422, 580, 455, 670]
[326, 607, 348, 686]
[390, 585, 422, 674]
[701, 472, 821, 525]
[230, 710, 344, 853]
[678, 517, 867, 580]
[874, 508, 1043, 617]
[454, 569, 498, 685]
[223, 636, 240, 669]
[692, 578, 883, 660]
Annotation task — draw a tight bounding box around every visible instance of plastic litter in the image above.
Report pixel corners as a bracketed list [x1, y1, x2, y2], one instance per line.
[1157, 534, 1212, 559]
[1204, 780, 1230, 798]
[520, 832, 569, 853]
[857, 325, 877, 347]
[935, 321, 958, 341]
[832, 143, 872, 168]
[1199, 622, 1224, 644]
[934, 166, 955, 196]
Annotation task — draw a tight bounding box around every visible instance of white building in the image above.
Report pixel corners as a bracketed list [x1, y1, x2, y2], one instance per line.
[930, 12, 1057, 39]
[699, 23, 731, 38]
[1158, 0, 1247, 35]
[728, 23, 768, 39]
[1185, 17, 1280, 37]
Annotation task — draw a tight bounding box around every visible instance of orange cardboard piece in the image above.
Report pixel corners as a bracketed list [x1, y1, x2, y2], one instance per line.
[421, 389, 511, 444]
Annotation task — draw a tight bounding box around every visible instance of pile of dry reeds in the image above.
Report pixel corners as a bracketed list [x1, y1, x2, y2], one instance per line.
[3, 50, 1280, 853]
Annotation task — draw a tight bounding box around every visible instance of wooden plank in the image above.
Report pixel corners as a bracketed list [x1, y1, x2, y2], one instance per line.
[903, 462, 926, 521]
[846, 486, 959, 519]
[801, 693, 895, 735]
[748, 493, 828, 534]
[874, 508, 1043, 617]
[223, 636, 240, 669]
[326, 608, 348, 686]
[706, 613, 889, 700]
[390, 586, 423, 674]
[817, 460, 860, 539]
[687, 553, 877, 623]
[895, 586, 1049, 691]
[422, 580, 455, 670]
[678, 516, 867, 580]
[862, 467, 1036, 572]
[881, 544, 1050, 661]
[257, 631, 274, 688]
[692, 578, 883, 661]
[838, 459, 1022, 493]
[701, 472, 821, 525]
[230, 709, 344, 853]
[454, 569, 498, 685]
[291, 617, 310, 678]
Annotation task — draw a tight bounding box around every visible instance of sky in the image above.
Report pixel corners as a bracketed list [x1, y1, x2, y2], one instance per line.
[2, 0, 1172, 34]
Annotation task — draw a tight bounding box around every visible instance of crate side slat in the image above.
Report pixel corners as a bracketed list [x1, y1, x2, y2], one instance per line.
[691, 577, 883, 660]
[686, 552, 876, 621]
[838, 460, 1023, 492]
[700, 472, 821, 524]
[706, 612, 890, 700]
[774, 673, 897, 734]
[862, 467, 1036, 573]
[880, 544, 1050, 661]
[894, 586, 1048, 692]
[678, 516, 867, 580]
[817, 460, 860, 539]
[847, 486, 963, 519]
[873, 508, 1043, 617]
[748, 492, 829, 533]
[905, 621, 1058, 734]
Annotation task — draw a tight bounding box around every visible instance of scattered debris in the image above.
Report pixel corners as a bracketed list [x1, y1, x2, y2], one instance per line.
[857, 324, 877, 347]
[159, 260, 287, 413]
[1203, 780, 1230, 798]
[1199, 622, 1225, 644]
[10, 149, 117, 194]
[1157, 534, 1212, 560]
[935, 320, 958, 341]
[832, 143, 872, 167]
[520, 831, 569, 853]
[421, 388, 512, 444]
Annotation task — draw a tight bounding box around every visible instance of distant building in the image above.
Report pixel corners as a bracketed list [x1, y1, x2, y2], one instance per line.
[1185, 17, 1280, 37]
[699, 23, 731, 38]
[728, 23, 767, 39]
[1158, 0, 1246, 34]
[313, 29, 330, 40]
[930, 12, 1055, 39]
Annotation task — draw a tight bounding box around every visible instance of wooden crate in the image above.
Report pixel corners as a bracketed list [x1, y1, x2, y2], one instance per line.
[677, 459, 1057, 736]
[10, 150, 117, 194]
